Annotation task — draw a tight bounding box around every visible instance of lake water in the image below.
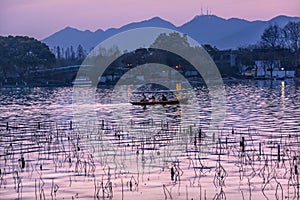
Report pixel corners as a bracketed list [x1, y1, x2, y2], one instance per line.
[0, 80, 300, 199]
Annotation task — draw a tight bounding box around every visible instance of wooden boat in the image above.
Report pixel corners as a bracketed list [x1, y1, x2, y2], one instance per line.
[130, 98, 188, 106]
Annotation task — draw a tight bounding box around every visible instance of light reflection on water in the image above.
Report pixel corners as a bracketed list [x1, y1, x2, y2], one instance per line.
[0, 80, 300, 199]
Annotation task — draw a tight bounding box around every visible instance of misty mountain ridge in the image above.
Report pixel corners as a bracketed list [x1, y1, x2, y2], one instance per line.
[43, 15, 300, 51]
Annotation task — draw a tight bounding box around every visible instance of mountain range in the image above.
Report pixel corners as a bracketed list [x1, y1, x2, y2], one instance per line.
[42, 15, 300, 51]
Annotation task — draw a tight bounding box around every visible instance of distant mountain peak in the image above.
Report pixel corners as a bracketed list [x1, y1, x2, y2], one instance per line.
[120, 16, 176, 29]
[271, 15, 292, 20]
[61, 26, 79, 32]
[191, 14, 224, 21]
[147, 16, 165, 21]
[60, 26, 92, 34]
[146, 16, 171, 23]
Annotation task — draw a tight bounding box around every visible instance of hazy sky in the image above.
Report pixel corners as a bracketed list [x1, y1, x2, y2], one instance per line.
[1, 0, 300, 39]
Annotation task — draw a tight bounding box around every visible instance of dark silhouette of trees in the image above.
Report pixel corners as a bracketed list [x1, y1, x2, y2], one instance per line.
[151, 32, 190, 54]
[258, 22, 300, 78]
[56, 46, 61, 59]
[84, 45, 122, 85]
[260, 22, 300, 52]
[260, 24, 283, 49]
[236, 47, 255, 67]
[283, 21, 300, 52]
[76, 44, 86, 61]
[52, 44, 87, 66]
[0, 36, 55, 82]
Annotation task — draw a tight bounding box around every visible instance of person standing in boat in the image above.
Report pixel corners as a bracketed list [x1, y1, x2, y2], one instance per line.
[141, 93, 147, 102]
[161, 94, 167, 101]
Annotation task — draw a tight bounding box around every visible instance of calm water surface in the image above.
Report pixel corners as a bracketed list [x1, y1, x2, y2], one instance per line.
[0, 80, 300, 199]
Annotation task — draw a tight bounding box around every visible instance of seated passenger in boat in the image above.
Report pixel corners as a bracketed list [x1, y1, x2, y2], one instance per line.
[150, 95, 156, 102]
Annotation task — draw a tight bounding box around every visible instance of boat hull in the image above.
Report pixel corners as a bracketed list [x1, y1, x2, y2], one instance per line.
[130, 98, 187, 106]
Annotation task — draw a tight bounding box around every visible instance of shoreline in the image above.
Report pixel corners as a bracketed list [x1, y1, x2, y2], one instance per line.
[0, 77, 298, 89]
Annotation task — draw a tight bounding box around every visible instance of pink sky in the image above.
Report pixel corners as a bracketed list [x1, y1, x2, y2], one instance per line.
[1, 0, 300, 39]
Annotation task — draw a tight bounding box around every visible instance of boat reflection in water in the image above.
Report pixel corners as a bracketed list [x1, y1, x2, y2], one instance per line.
[72, 76, 92, 86]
